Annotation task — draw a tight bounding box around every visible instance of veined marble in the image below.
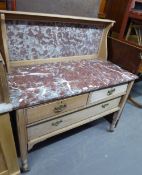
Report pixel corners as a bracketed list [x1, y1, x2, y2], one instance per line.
[8, 59, 137, 109]
[6, 21, 103, 61]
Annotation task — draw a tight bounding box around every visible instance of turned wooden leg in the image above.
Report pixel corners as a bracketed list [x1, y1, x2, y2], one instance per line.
[21, 159, 29, 172]
[16, 109, 30, 172]
[108, 81, 134, 132]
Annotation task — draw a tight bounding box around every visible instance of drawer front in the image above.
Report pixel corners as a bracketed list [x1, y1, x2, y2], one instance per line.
[28, 97, 121, 141]
[26, 94, 88, 124]
[88, 84, 128, 105]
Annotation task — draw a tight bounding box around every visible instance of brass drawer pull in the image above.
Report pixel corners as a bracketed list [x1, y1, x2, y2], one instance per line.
[102, 103, 109, 108]
[54, 104, 67, 113]
[107, 88, 115, 96]
[52, 120, 63, 126]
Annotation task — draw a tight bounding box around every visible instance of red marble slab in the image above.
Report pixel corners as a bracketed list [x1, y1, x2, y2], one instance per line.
[8, 59, 137, 109]
[6, 21, 103, 61]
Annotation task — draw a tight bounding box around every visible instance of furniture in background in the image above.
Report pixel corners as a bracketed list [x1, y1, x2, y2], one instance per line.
[0, 113, 20, 175]
[108, 37, 142, 74]
[99, 0, 142, 108]
[98, 0, 130, 35]
[115, 0, 142, 107]
[0, 0, 16, 10]
[0, 0, 6, 10]
[98, 0, 107, 18]
[99, 0, 142, 46]
[0, 54, 20, 175]
[99, 0, 142, 69]
[108, 37, 142, 108]
[99, 0, 142, 39]
[119, 0, 142, 40]
[0, 10, 137, 172]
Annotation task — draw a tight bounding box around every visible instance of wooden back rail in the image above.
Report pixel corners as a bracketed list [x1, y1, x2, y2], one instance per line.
[0, 10, 115, 72]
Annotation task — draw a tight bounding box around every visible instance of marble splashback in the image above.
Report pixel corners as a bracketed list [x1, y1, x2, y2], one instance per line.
[6, 21, 103, 61]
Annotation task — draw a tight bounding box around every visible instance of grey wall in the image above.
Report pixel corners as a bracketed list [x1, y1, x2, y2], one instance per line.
[16, 0, 100, 18]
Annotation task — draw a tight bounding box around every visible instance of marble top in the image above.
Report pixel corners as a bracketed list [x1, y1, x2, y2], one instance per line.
[0, 103, 13, 114]
[8, 59, 137, 109]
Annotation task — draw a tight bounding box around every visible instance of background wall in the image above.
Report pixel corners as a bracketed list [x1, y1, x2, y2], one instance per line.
[16, 0, 100, 17]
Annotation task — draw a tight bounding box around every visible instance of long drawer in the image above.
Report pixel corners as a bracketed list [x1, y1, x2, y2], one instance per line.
[26, 94, 88, 124]
[88, 84, 128, 105]
[27, 97, 121, 141]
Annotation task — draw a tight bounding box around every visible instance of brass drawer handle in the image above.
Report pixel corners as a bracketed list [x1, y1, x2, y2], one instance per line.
[54, 104, 67, 113]
[52, 120, 63, 126]
[107, 88, 115, 96]
[102, 103, 109, 108]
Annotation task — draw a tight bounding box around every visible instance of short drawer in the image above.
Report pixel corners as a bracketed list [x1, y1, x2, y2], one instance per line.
[88, 84, 128, 105]
[27, 97, 121, 141]
[26, 94, 88, 124]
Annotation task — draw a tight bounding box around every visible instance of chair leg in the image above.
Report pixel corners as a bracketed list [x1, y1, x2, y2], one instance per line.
[128, 95, 142, 108]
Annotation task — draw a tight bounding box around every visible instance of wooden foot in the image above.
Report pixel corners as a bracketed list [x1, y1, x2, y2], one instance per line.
[21, 159, 30, 172]
[108, 126, 115, 132]
[108, 111, 118, 132]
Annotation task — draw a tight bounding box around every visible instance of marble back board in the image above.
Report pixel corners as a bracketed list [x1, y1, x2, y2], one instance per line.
[0, 10, 115, 65]
[6, 21, 104, 61]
